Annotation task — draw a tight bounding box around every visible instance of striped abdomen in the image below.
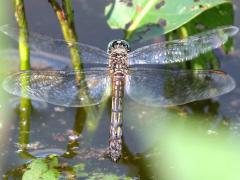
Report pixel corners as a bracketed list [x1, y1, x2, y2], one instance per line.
[109, 73, 125, 162]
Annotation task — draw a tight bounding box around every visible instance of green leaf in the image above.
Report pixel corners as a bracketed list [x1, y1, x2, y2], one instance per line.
[175, 3, 234, 69]
[105, 0, 231, 41]
[22, 156, 60, 180]
[183, 3, 234, 51]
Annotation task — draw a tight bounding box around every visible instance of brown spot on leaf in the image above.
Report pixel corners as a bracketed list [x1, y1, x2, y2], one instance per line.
[130, 23, 165, 43]
[194, 0, 200, 2]
[158, 19, 167, 27]
[199, 4, 207, 10]
[155, 0, 165, 10]
[125, 20, 133, 29]
[120, 0, 133, 7]
[136, 5, 143, 13]
[127, 1, 133, 7]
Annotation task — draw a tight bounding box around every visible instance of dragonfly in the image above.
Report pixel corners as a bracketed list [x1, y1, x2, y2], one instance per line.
[0, 25, 238, 162]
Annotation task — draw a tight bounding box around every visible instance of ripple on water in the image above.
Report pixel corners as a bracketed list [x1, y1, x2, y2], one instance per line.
[29, 148, 66, 158]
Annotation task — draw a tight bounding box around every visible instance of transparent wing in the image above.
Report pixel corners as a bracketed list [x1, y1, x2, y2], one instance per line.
[3, 68, 111, 107]
[128, 26, 239, 65]
[126, 68, 235, 107]
[0, 24, 108, 64]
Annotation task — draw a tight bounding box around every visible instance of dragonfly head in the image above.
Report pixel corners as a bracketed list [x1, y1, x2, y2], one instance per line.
[107, 39, 131, 54]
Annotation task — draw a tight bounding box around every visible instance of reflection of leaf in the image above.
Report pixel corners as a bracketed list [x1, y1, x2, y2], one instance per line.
[105, 0, 231, 40]
[22, 156, 60, 180]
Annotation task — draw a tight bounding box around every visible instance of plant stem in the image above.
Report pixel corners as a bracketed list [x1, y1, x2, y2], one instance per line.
[62, 0, 77, 37]
[14, 0, 32, 149]
[48, 0, 82, 71]
[178, 26, 189, 69]
[14, 0, 30, 70]
[48, 0, 107, 136]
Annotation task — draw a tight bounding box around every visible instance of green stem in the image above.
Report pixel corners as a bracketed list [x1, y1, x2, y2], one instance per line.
[48, 0, 82, 71]
[14, 0, 32, 154]
[62, 0, 77, 37]
[177, 27, 189, 69]
[178, 26, 188, 39]
[49, 0, 107, 137]
[14, 0, 30, 70]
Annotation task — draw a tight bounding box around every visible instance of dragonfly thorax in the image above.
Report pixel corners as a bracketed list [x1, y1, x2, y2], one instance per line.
[108, 40, 129, 74]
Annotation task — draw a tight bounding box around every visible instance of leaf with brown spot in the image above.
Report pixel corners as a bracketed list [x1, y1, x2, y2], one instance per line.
[104, 0, 232, 41]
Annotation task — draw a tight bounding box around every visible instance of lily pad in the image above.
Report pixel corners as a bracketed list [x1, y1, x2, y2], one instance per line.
[22, 156, 60, 180]
[105, 0, 231, 41]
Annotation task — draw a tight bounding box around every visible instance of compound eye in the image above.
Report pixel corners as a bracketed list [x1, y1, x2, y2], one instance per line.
[123, 41, 130, 52]
[107, 40, 118, 53]
[121, 40, 130, 51]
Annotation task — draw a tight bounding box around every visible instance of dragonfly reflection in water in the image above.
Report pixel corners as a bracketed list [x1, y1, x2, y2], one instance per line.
[0, 25, 239, 162]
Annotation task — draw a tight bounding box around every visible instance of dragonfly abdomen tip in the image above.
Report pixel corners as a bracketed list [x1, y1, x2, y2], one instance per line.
[109, 138, 122, 162]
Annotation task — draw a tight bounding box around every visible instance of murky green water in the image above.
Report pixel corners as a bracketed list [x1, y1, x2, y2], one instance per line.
[0, 0, 240, 179]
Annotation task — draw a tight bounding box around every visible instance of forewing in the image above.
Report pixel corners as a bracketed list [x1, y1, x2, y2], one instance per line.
[3, 69, 111, 107]
[126, 68, 235, 107]
[0, 24, 108, 64]
[128, 26, 239, 65]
